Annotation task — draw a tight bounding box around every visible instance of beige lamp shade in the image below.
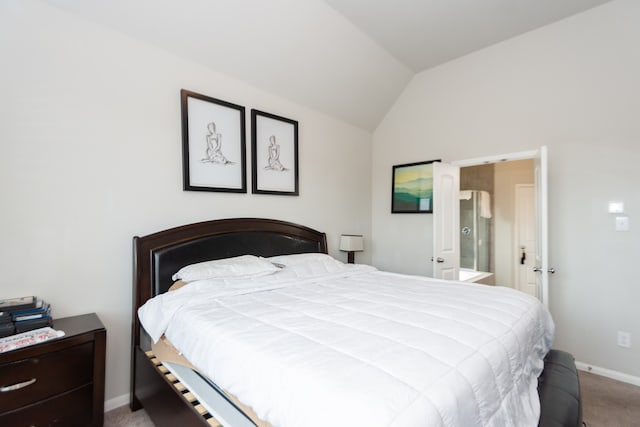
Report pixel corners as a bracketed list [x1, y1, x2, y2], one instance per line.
[339, 234, 364, 252]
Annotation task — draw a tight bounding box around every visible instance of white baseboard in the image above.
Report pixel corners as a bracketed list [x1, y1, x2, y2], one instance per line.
[576, 360, 640, 387]
[104, 393, 130, 412]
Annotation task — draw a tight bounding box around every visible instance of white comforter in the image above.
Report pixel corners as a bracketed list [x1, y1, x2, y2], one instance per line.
[139, 258, 554, 427]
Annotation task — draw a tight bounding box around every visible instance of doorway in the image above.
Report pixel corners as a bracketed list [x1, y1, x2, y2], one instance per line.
[458, 160, 535, 289]
[442, 148, 550, 306]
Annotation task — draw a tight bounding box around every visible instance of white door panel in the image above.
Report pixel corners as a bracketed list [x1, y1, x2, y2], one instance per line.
[515, 184, 537, 297]
[433, 162, 460, 280]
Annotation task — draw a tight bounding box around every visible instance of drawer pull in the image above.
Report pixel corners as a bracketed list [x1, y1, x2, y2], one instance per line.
[0, 378, 37, 392]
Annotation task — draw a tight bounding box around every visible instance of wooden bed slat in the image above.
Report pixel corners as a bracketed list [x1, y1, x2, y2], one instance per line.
[145, 351, 223, 426]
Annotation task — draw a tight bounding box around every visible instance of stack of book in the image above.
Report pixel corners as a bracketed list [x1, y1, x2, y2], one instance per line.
[0, 296, 52, 337]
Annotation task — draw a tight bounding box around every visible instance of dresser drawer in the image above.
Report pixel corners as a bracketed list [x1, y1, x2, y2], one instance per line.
[0, 383, 93, 427]
[0, 342, 94, 413]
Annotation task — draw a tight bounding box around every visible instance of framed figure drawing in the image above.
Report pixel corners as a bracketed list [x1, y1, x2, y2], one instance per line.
[391, 160, 439, 213]
[181, 89, 246, 192]
[251, 109, 299, 195]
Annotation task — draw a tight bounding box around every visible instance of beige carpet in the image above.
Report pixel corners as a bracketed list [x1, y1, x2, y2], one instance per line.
[104, 405, 154, 427]
[579, 370, 640, 427]
[107, 371, 640, 426]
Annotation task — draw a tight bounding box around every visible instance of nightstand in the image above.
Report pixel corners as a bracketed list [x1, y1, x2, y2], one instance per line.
[0, 313, 106, 426]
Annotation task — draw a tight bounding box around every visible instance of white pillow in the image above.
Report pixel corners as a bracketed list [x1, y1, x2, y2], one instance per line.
[267, 253, 342, 267]
[172, 255, 280, 282]
[267, 253, 347, 276]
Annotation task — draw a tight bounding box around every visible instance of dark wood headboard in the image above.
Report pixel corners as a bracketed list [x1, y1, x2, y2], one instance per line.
[130, 218, 327, 421]
[131, 217, 327, 346]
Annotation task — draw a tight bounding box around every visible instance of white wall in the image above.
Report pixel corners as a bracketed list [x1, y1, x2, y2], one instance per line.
[372, 0, 640, 378]
[0, 1, 372, 404]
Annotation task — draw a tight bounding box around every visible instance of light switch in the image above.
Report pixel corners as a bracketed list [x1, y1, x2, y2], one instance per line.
[608, 202, 624, 213]
[615, 216, 630, 231]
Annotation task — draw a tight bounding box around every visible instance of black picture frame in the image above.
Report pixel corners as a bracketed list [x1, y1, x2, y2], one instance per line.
[251, 109, 299, 196]
[391, 159, 440, 213]
[181, 89, 246, 193]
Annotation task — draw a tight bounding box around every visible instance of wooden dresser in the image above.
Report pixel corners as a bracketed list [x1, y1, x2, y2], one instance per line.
[0, 313, 106, 426]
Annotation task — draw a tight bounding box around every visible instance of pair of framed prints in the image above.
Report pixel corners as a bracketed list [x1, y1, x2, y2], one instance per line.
[181, 89, 298, 196]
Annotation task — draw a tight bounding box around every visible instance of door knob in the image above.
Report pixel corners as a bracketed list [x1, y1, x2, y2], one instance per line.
[436, 257, 445, 263]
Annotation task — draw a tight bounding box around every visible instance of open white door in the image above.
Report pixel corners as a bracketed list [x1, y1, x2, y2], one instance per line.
[432, 162, 460, 280]
[534, 146, 551, 308]
[515, 184, 537, 297]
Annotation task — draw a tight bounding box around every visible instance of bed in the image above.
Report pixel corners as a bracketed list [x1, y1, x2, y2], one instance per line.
[129, 217, 581, 427]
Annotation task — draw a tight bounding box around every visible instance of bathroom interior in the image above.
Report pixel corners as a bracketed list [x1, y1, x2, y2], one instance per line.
[459, 163, 496, 285]
[459, 189, 494, 284]
[458, 160, 534, 288]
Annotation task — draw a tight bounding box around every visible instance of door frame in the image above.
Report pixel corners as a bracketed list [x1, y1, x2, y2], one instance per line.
[451, 147, 549, 307]
[451, 149, 539, 168]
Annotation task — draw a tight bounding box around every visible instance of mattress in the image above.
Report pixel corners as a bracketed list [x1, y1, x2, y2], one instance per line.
[139, 254, 554, 427]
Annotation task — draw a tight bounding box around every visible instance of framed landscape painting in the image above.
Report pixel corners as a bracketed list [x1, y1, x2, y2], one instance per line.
[391, 160, 439, 213]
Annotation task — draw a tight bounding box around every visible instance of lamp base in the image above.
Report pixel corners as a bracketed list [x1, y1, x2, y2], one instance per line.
[347, 251, 355, 264]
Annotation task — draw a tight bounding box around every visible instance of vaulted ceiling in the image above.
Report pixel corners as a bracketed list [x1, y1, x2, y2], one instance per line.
[46, 0, 612, 130]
